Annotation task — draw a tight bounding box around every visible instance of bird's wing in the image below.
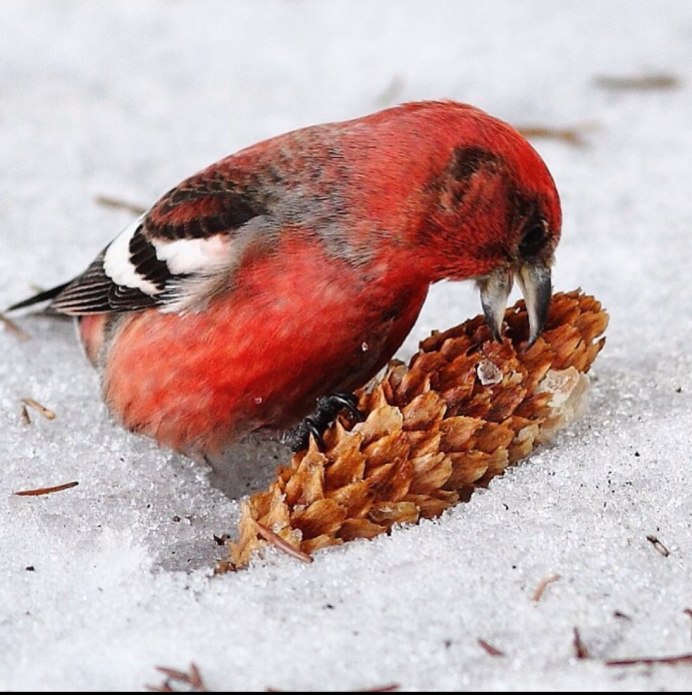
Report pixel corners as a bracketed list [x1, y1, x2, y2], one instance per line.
[37, 170, 268, 316]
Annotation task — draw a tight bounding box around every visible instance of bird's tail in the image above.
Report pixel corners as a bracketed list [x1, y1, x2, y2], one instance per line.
[6, 282, 71, 313]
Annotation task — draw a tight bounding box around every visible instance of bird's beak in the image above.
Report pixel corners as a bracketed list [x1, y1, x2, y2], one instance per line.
[478, 268, 513, 342]
[478, 263, 552, 345]
[516, 262, 552, 345]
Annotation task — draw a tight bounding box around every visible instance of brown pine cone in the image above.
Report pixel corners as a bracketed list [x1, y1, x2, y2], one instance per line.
[221, 290, 608, 570]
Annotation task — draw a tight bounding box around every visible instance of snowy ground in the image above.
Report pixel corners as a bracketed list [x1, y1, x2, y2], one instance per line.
[1, 0, 691, 691]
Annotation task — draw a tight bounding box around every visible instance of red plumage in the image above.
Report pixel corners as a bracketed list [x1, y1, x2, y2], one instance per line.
[13, 100, 562, 459]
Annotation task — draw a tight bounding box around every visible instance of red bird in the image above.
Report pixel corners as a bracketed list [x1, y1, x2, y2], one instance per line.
[11, 100, 561, 460]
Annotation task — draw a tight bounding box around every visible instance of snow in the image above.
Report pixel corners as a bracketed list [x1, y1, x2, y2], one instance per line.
[2, 0, 691, 690]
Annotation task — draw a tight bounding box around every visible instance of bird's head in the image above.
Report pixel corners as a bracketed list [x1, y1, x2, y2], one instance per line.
[420, 105, 562, 345]
[475, 166, 561, 346]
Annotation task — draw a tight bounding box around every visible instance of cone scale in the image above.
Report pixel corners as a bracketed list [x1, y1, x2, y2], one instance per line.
[221, 290, 608, 570]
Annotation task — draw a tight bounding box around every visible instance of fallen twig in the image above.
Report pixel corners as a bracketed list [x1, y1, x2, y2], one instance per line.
[255, 522, 314, 564]
[21, 397, 56, 420]
[14, 481, 79, 497]
[145, 663, 208, 692]
[594, 73, 680, 91]
[517, 126, 586, 147]
[267, 685, 399, 693]
[477, 637, 505, 657]
[646, 534, 670, 557]
[605, 653, 692, 667]
[573, 627, 590, 659]
[0, 312, 31, 341]
[95, 194, 147, 216]
[20, 404, 31, 425]
[517, 124, 595, 148]
[532, 574, 561, 602]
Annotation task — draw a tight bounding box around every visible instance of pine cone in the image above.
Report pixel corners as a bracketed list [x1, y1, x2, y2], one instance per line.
[221, 290, 608, 570]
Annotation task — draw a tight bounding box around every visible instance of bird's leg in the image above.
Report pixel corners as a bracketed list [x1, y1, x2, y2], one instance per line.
[281, 393, 363, 452]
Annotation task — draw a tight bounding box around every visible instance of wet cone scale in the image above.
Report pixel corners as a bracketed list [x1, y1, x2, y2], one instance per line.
[222, 290, 608, 570]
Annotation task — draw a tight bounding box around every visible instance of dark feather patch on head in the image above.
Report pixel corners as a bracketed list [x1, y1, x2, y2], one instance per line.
[450, 146, 504, 181]
[518, 213, 547, 259]
[506, 189, 539, 234]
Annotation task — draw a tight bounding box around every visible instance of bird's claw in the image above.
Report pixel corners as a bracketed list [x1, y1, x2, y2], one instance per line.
[318, 392, 363, 424]
[282, 392, 363, 452]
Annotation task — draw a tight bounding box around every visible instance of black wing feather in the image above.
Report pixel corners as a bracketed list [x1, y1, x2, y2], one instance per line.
[7, 281, 71, 312]
[9, 167, 267, 317]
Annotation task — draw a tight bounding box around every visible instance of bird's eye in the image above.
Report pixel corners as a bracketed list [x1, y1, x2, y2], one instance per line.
[519, 219, 547, 258]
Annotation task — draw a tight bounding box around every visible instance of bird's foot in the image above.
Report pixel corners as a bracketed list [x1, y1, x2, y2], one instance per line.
[281, 393, 363, 452]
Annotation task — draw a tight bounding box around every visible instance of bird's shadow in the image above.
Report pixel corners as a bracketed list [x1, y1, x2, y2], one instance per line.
[153, 436, 293, 573]
[204, 435, 292, 500]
